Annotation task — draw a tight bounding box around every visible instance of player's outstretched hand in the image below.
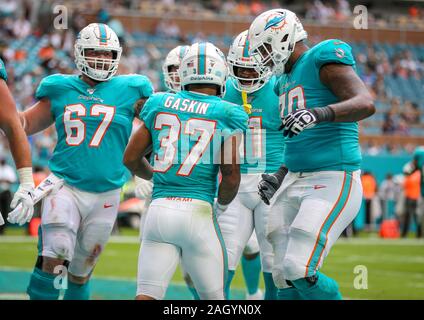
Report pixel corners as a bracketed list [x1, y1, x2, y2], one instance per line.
[7, 183, 35, 226]
[279, 109, 318, 138]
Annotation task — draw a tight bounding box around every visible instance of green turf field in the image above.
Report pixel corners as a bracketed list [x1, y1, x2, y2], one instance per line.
[1, 227, 423, 299]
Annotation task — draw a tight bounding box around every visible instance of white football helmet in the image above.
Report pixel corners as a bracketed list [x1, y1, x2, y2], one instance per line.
[179, 42, 228, 96]
[227, 30, 272, 93]
[74, 23, 122, 81]
[248, 9, 307, 76]
[162, 45, 189, 92]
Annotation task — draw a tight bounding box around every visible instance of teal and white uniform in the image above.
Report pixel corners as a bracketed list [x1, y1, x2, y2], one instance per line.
[0, 59, 8, 81]
[36, 74, 153, 192]
[137, 90, 248, 300]
[268, 40, 364, 295]
[217, 76, 283, 281]
[35, 73, 153, 278]
[140, 90, 248, 205]
[276, 39, 361, 173]
[224, 76, 285, 174]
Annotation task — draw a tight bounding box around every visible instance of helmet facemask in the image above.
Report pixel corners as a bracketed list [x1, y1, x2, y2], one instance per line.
[75, 46, 122, 82]
[228, 56, 271, 93]
[164, 65, 181, 92]
[250, 31, 295, 76]
[248, 9, 304, 76]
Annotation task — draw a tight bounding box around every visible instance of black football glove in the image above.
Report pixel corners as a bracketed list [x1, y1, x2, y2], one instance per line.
[258, 165, 288, 205]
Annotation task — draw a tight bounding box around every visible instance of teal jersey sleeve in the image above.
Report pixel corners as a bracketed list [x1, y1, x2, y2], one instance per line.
[139, 93, 165, 131]
[128, 74, 154, 98]
[223, 79, 241, 104]
[273, 75, 285, 96]
[0, 59, 7, 81]
[314, 39, 355, 70]
[35, 74, 68, 100]
[223, 103, 249, 133]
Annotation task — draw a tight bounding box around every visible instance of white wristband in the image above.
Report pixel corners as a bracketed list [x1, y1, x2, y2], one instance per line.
[216, 202, 229, 212]
[17, 167, 34, 186]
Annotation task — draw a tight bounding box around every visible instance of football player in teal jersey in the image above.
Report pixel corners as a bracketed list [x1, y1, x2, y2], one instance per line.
[403, 146, 424, 237]
[134, 44, 208, 299]
[124, 42, 248, 300]
[10, 23, 154, 300]
[217, 30, 284, 300]
[249, 9, 375, 300]
[133, 45, 190, 208]
[0, 58, 35, 230]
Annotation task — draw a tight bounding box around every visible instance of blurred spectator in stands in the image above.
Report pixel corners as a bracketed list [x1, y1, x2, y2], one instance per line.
[389, 97, 401, 114]
[334, 0, 350, 21]
[12, 15, 31, 39]
[250, 0, 265, 16]
[234, 1, 250, 16]
[408, 6, 419, 19]
[362, 171, 378, 231]
[361, 65, 377, 88]
[70, 9, 87, 34]
[155, 18, 181, 40]
[305, 0, 334, 24]
[382, 112, 396, 134]
[0, 0, 18, 18]
[373, 74, 386, 99]
[192, 31, 207, 43]
[34, 127, 56, 163]
[376, 54, 392, 76]
[401, 101, 420, 124]
[393, 53, 409, 79]
[402, 170, 421, 237]
[379, 173, 398, 220]
[0, 156, 16, 234]
[400, 50, 419, 78]
[396, 118, 410, 136]
[222, 0, 236, 15]
[387, 143, 402, 154]
[366, 142, 382, 156]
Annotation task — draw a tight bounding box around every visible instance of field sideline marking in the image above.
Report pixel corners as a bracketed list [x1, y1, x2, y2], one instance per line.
[0, 267, 249, 294]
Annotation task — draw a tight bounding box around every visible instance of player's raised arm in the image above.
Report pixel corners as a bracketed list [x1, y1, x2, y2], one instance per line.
[20, 98, 55, 136]
[123, 121, 153, 180]
[318, 63, 376, 122]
